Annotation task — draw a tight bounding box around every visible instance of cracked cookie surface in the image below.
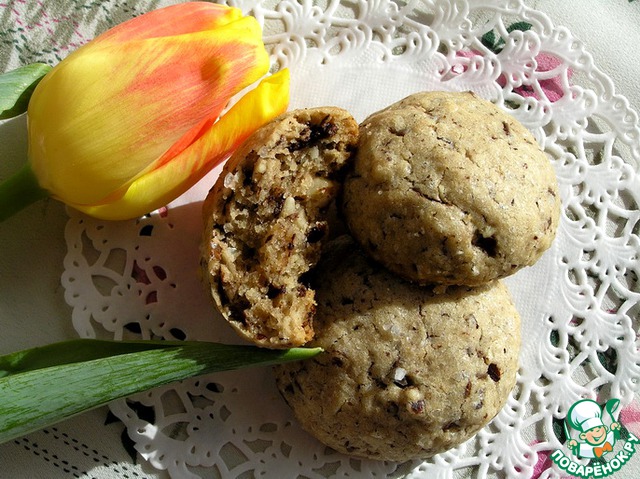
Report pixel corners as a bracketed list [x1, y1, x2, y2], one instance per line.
[343, 91, 560, 286]
[201, 108, 358, 348]
[273, 236, 521, 461]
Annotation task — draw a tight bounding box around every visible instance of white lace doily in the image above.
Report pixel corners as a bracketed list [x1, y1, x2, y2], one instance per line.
[61, 1, 640, 477]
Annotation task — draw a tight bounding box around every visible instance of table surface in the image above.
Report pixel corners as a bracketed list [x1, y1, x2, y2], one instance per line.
[0, 1, 639, 478]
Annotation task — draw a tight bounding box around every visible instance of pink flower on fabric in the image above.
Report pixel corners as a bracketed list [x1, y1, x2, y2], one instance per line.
[454, 49, 572, 103]
[619, 399, 640, 437]
[529, 441, 578, 479]
[508, 53, 572, 103]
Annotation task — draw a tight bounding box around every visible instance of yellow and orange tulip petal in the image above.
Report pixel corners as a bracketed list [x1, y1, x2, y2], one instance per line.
[94, 2, 242, 44]
[17, 2, 288, 221]
[74, 69, 290, 220]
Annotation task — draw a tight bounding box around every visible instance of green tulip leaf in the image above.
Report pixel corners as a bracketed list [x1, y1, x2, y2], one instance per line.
[0, 63, 52, 119]
[0, 339, 321, 443]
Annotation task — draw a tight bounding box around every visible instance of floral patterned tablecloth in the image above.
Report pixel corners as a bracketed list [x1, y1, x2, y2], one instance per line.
[1, 1, 639, 478]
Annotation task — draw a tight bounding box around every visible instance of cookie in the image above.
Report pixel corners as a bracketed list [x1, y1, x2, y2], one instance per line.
[274, 236, 521, 461]
[201, 108, 358, 348]
[342, 91, 560, 286]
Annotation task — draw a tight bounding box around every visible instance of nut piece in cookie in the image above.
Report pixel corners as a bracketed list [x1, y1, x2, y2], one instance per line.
[343, 90, 560, 286]
[201, 108, 358, 348]
[274, 235, 521, 461]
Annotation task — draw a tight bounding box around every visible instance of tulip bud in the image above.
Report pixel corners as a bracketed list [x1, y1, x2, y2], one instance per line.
[0, 2, 289, 222]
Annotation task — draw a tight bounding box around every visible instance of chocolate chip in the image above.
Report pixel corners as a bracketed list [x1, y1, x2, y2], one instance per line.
[306, 224, 326, 244]
[465, 381, 472, 397]
[228, 297, 251, 324]
[216, 281, 230, 306]
[267, 284, 284, 299]
[242, 163, 254, 186]
[270, 193, 286, 216]
[487, 363, 501, 382]
[287, 115, 338, 152]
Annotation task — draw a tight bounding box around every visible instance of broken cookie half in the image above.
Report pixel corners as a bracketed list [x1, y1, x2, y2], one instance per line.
[201, 107, 358, 348]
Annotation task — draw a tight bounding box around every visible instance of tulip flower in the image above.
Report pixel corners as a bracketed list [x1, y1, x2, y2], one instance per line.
[0, 2, 289, 221]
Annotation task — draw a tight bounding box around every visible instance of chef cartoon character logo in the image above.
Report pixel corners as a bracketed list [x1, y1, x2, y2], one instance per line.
[565, 399, 621, 459]
[551, 398, 640, 478]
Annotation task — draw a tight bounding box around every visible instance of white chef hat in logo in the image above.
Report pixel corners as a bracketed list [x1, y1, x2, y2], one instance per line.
[568, 399, 604, 433]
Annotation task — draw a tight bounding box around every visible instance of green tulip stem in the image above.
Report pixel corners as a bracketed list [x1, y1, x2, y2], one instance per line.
[0, 163, 49, 222]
